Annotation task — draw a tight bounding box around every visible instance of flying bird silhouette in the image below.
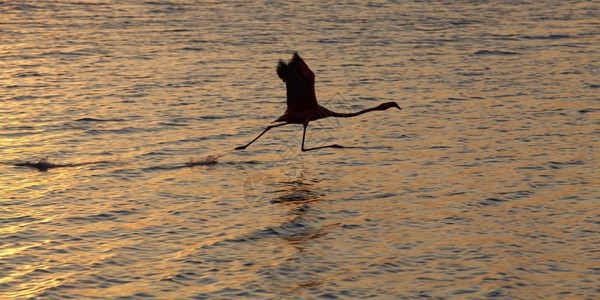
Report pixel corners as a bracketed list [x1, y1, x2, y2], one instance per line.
[235, 52, 401, 152]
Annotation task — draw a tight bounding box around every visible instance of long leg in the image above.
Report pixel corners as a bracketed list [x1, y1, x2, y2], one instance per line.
[235, 122, 288, 150]
[301, 123, 344, 152]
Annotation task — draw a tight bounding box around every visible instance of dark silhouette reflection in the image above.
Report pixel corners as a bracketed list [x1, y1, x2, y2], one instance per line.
[272, 204, 328, 245]
[229, 171, 336, 248]
[268, 174, 332, 245]
[270, 176, 319, 204]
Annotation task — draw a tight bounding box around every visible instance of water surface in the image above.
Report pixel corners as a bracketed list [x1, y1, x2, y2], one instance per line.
[1, 0, 599, 298]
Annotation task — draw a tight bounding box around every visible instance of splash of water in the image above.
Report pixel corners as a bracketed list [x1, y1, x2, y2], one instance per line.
[186, 154, 220, 167]
[14, 157, 103, 171]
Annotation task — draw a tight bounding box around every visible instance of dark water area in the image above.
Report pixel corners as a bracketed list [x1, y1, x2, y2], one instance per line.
[1, 0, 598, 298]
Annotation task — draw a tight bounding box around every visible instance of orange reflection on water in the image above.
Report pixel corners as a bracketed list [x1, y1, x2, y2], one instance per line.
[0, 0, 598, 298]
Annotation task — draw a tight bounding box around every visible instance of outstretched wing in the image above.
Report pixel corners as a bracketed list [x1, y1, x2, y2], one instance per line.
[276, 52, 318, 109]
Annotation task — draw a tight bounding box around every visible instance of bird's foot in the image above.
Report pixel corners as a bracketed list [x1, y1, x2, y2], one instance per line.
[301, 144, 345, 152]
[234, 145, 247, 150]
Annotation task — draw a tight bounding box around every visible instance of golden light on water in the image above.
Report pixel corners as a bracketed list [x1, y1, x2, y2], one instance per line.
[1, 0, 599, 298]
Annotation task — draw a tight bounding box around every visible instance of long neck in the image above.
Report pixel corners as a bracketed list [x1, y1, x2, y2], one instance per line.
[325, 105, 385, 118]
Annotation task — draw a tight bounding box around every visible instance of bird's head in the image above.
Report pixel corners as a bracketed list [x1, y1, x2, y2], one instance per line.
[378, 102, 401, 110]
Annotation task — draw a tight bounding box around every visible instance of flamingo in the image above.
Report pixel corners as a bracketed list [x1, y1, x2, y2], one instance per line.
[235, 52, 401, 152]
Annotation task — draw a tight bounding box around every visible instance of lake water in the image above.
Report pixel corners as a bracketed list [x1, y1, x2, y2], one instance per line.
[1, 0, 598, 298]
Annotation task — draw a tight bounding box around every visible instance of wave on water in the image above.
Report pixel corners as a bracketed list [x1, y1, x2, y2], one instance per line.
[75, 117, 126, 122]
[473, 50, 520, 55]
[521, 34, 572, 40]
